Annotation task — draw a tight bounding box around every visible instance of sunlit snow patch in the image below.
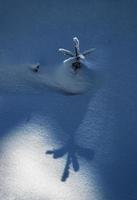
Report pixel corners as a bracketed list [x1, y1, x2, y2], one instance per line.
[0, 121, 101, 200]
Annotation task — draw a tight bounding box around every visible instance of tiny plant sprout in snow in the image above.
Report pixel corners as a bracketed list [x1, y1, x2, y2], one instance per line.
[54, 37, 95, 94]
[59, 37, 95, 72]
[30, 62, 40, 73]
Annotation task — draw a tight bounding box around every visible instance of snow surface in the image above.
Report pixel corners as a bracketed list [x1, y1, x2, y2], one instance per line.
[0, 59, 95, 95]
[0, 0, 137, 200]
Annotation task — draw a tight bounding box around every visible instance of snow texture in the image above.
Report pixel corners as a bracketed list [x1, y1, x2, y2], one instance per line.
[0, 61, 94, 95]
[0, 0, 137, 200]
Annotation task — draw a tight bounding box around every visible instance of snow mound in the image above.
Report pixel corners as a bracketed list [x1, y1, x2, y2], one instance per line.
[0, 58, 95, 95]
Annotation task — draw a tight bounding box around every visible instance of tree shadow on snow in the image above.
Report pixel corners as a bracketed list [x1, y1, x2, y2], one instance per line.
[45, 68, 101, 182]
[46, 134, 94, 182]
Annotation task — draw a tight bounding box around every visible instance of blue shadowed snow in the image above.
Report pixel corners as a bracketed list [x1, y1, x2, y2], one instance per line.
[0, 0, 137, 200]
